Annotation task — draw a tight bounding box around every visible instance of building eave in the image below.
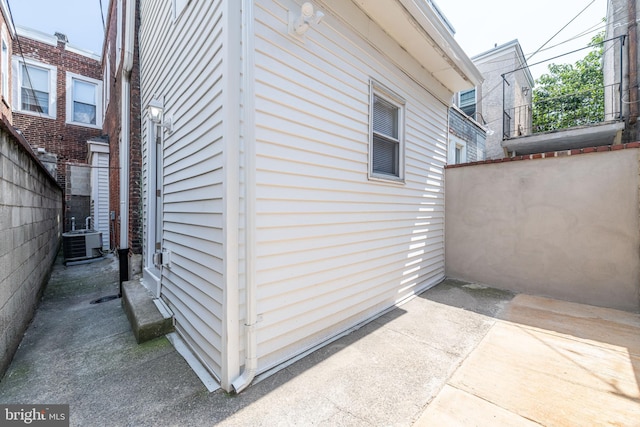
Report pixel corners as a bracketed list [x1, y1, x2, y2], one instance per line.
[352, 0, 483, 94]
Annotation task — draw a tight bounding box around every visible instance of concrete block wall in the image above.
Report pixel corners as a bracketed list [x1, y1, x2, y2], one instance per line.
[0, 121, 62, 377]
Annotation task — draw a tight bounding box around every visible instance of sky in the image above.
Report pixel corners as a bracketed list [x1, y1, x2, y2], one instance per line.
[438, 0, 609, 78]
[7, 0, 609, 80]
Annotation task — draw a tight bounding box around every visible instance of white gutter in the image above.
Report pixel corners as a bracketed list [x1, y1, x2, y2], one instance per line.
[119, 0, 135, 249]
[231, 0, 257, 394]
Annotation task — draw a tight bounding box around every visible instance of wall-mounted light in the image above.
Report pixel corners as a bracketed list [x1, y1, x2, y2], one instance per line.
[148, 98, 173, 132]
[289, 2, 324, 37]
[522, 86, 530, 97]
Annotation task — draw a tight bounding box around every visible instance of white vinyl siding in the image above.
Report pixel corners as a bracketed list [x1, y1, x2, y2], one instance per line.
[139, 0, 226, 380]
[252, 1, 447, 373]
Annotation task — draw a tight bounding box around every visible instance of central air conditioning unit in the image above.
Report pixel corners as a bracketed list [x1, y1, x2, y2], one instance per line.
[62, 231, 103, 263]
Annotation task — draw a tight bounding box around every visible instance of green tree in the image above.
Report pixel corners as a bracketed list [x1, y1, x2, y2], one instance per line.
[532, 32, 604, 133]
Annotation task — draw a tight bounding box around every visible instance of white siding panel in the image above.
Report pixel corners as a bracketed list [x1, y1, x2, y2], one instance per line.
[252, 0, 447, 372]
[139, 0, 226, 379]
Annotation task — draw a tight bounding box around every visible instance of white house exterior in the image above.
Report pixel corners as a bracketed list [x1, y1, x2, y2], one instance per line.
[138, 0, 481, 392]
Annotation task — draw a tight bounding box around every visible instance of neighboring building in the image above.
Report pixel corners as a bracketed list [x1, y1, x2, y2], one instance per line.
[134, 0, 481, 392]
[0, 0, 13, 122]
[471, 40, 534, 159]
[605, 0, 640, 143]
[11, 26, 104, 236]
[102, 0, 142, 270]
[448, 104, 486, 164]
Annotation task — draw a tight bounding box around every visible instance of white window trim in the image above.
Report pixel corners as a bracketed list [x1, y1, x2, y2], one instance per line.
[12, 57, 57, 119]
[65, 72, 103, 128]
[368, 80, 405, 183]
[448, 134, 467, 165]
[1, 26, 9, 106]
[103, 43, 111, 122]
[458, 88, 477, 116]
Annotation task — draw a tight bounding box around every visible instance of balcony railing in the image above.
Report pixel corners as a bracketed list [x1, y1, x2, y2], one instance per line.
[503, 83, 621, 139]
[502, 34, 625, 140]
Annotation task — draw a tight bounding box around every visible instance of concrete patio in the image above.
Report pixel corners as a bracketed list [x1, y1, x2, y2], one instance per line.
[0, 253, 638, 426]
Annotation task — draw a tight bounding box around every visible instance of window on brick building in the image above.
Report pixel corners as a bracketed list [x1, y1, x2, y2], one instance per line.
[66, 72, 103, 128]
[21, 65, 49, 113]
[12, 58, 57, 118]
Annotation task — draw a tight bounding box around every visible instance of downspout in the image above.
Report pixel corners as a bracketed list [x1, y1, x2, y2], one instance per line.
[118, 0, 136, 285]
[231, 0, 257, 394]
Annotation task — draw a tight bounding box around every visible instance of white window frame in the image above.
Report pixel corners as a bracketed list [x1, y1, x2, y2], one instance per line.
[66, 72, 103, 128]
[12, 57, 57, 119]
[368, 80, 405, 183]
[458, 88, 477, 117]
[1, 27, 9, 105]
[102, 43, 111, 121]
[448, 134, 467, 165]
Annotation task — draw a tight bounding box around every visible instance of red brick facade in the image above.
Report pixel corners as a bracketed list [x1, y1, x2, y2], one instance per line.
[12, 32, 103, 231]
[103, 0, 143, 255]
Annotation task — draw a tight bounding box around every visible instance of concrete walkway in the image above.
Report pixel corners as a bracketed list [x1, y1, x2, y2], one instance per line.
[0, 254, 639, 426]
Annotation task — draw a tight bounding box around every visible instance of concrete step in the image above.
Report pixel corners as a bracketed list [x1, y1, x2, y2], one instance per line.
[122, 280, 174, 343]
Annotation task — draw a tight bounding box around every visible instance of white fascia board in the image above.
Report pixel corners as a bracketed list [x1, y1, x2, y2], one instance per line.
[15, 25, 57, 46]
[353, 0, 483, 94]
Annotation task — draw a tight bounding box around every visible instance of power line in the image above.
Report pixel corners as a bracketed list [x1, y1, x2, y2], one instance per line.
[99, 0, 106, 32]
[6, 0, 47, 119]
[527, 0, 596, 61]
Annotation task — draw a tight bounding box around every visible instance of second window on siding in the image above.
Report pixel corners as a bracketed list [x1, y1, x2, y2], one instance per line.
[370, 81, 404, 181]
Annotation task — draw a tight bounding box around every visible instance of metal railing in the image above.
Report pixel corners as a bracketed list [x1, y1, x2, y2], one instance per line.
[503, 83, 621, 138]
[501, 34, 625, 140]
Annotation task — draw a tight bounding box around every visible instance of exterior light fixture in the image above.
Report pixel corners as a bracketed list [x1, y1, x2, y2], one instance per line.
[148, 98, 173, 132]
[289, 2, 324, 37]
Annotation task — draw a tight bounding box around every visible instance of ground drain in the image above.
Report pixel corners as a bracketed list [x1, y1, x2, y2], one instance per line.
[90, 295, 120, 304]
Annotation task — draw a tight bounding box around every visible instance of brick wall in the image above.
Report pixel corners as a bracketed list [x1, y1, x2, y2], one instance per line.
[12, 34, 103, 231]
[0, 116, 62, 377]
[104, 0, 142, 257]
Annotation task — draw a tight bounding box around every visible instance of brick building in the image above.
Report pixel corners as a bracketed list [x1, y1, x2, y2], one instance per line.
[102, 0, 142, 276]
[12, 26, 103, 233]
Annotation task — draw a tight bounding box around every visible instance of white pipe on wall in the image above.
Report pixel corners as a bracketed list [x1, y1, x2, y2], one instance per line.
[119, 0, 136, 249]
[231, 0, 257, 394]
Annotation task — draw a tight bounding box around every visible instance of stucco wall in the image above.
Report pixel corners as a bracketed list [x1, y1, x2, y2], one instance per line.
[0, 122, 63, 377]
[445, 148, 640, 312]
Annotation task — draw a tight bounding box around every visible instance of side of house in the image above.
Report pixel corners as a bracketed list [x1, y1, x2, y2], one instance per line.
[138, 0, 481, 391]
[11, 27, 103, 235]
[448, 105, 486, 164]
